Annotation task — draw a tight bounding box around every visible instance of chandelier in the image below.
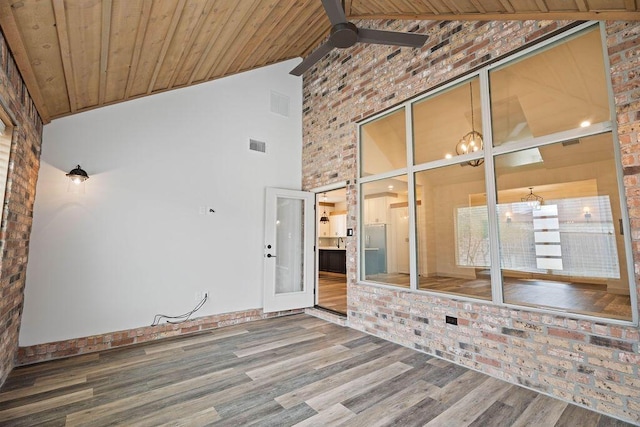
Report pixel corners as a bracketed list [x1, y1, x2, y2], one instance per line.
[455, 82, 483, 167]
[521, 187, 543, 209]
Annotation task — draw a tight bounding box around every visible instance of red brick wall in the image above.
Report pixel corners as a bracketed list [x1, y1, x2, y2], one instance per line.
[0, 29, 43, 385]
[17, 308, 302, 365]
[301, 20, 640, 424]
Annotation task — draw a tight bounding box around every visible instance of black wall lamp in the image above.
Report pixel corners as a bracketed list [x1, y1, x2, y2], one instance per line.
[66, 165, 89, 185]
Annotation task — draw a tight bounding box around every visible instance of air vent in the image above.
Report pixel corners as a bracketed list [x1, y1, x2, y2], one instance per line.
[249, 139, 266, 153]
[270, 91, 289, 117]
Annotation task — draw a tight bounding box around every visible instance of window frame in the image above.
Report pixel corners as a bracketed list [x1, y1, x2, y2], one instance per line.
[356, 21, 638, 326]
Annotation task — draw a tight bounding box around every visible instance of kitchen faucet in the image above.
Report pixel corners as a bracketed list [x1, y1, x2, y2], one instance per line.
[337, 237, 344, 248]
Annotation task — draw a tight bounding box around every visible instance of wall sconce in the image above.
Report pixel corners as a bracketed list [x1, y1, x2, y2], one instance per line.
[583, 207, 591, 220]
[66, 165, 89, 193]
[66, 165, 89, 184]
[506, 212, 512, 223]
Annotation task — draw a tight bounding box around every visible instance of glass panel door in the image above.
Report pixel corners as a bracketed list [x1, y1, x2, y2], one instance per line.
[263, 188, 315, 312]
[275, 197, 304, 294]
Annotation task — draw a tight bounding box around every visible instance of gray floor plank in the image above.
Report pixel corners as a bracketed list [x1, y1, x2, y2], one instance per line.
[0, 314, 635, 427]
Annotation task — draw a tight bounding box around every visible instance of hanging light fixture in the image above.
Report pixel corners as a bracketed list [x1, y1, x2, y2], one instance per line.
[455, 82, 484, 167]
[66, 165, 89, 185]
[521, 187, 543, 209]
[319, 193, 330, 224]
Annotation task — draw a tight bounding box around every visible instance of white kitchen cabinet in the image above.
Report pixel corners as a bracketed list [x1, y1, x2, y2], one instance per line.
[330, 213, 347, 237]
[364, 197, 389, 224]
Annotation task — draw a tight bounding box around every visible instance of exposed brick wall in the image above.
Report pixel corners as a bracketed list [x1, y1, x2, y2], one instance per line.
[0, 30, 43, 386]
[17, 308, 302, 365]
[301, 20, 640, 424]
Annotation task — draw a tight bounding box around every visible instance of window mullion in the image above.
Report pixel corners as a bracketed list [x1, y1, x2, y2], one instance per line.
[480, 69, 503, 305]
[405, 104, 417, 290]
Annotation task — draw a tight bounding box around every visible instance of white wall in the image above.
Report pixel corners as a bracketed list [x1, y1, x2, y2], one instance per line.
[20, 60, 302, 346]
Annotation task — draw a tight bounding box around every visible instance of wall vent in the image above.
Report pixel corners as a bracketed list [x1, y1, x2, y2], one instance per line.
[249, 139, 266, 153]
[270, 91, 289, 117]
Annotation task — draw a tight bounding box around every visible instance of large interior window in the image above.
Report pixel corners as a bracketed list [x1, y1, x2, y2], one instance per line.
[489, 28, 610, 147]
[0, 111, 13, 221]
[360, 107, 406, 177]
[415, 163, 491, 300]
[361, 176, 410, 286]
[413, 78, 483, 164]
[358, 24, 636, 322]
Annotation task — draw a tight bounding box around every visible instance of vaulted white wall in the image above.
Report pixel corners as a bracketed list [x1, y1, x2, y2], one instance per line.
[20, 60, 302, 346]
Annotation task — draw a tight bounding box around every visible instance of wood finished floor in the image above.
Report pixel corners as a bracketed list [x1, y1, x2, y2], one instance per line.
[365, 273, 632, 320]
[0, 315, 633, 426]
[318, 272, 347, 314]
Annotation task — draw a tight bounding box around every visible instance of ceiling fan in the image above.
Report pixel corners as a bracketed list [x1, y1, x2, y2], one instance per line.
[290, 0, 428, 76]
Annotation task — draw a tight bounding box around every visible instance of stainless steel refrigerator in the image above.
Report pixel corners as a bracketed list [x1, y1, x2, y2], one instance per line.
[364, 224, 387, 275]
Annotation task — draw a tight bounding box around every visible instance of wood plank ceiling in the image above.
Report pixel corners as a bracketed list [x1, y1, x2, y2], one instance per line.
[0, 0, 638, 124]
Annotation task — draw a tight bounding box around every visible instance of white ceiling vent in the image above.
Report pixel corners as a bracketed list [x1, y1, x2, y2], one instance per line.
[249, 139, 266, 153]
[270, 91, 289, 117]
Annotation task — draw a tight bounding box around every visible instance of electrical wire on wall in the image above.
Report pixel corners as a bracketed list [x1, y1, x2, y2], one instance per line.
[151, 293, 208, 326]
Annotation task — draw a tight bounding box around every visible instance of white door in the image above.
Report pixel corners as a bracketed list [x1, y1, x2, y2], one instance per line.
[263, 187, 315, 312]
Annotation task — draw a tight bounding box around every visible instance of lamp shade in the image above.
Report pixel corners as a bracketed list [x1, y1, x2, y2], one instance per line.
[66, 165, 89, 184]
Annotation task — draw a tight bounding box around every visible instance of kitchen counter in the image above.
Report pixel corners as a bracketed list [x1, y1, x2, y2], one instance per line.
[318, 246, 346, 250]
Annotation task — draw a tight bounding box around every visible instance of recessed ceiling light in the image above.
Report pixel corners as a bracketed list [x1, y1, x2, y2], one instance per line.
[445, 153, 452, 159]
[388, 185, 394, 190]
[580, 120, 591, 128]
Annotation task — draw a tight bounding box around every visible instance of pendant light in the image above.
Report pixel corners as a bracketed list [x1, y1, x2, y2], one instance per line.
[521, 187, 543, 209]
[455, 82, 484, 167]
[319, 193, 330, 224]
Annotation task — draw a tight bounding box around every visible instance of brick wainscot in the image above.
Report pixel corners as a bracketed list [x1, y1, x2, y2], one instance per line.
[301, 20, 640, 424]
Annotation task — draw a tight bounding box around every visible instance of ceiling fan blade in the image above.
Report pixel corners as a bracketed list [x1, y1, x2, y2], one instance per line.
[290, 42, 334, 76]
[322, 0, 347, 25]
[358, 28, 428, 48]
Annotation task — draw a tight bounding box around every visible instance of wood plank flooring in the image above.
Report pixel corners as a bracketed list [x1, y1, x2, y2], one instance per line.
[318, 272, 347, 314]
[0, 314, 633, 426]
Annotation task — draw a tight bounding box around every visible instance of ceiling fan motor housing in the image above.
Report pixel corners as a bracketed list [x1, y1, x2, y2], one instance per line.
[330, 22, 359, 48]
